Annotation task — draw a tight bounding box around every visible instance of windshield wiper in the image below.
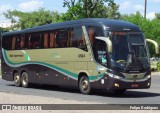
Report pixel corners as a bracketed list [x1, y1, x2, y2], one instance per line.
[123, 50, 145, 72]
[123, 53, 132, 72]
[132, 48, 145, 70]
[134, 56, 144, 70]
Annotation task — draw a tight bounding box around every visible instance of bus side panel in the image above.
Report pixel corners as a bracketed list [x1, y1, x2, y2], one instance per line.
[2, 62, 78, 88]
[20, 64, 78, 87]
[1, 56, 14, 81]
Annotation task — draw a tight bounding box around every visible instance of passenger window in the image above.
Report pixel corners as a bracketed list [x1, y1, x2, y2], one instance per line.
[15, 36, 21, 50]
[44, 32, 49, 48]
[67, 28, 74, 47]
[43, 31, 59, 48]
[20, 35, 25, 49]
[30, 33, 42, 49]
[56, 30, 67, 48]
[50, 32, 55, 48]
[12, 36, 16, 50]
[88, 27, 95, 45]
[72, 27, 87, 51]
[87, 26, 104, 46]
[3, 36, 12, 50]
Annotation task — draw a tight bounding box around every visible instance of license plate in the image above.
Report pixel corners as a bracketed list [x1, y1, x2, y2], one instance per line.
[131, 84, 139, 88]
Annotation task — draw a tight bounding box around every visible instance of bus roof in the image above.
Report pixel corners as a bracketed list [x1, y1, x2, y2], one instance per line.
[3, 18, 141, 36]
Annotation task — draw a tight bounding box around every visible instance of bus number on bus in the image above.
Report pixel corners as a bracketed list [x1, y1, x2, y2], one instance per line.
[78, 54, 85, 58]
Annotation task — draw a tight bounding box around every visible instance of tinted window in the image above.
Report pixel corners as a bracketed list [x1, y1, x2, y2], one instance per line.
[2, 36, 12, 50]
[88, 26, 105, 63]
[87, 26, 104, 46]
[128, 34, 144, 45]
[2, 27, 88, 51]
[56, 30, 67, 48]
[15, 35, 29, 50]
[29, 33, 42, 49]
[72, 27, 87, 51]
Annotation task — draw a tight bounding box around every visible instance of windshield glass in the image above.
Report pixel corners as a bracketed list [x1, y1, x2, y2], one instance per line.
[110, 32, 129, 62]
[109, 32, 149, 72]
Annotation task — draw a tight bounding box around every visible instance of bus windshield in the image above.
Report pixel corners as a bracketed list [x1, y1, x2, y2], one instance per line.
[109, 32, 150, 72]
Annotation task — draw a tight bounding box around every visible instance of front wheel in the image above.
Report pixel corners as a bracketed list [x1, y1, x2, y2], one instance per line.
[21, 72, 29, 88]
[113, 89, 126, 95]
[79, 76, 91, 95]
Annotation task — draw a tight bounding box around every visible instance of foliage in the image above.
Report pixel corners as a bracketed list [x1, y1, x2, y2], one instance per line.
[3, 0, 120, 30]
[0, 27, 9, 32]
[61, 0, 120, 21]
[157, 62, 160, 71]
[155, 13, 160, 19]
[3, 8, 61, 30]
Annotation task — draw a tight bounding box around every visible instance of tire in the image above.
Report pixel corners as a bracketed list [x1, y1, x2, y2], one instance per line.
[21, 72, 29, 88]
[14, 72, 21, 87]
[113, 89, 126, 95]
[79, 76, 91, 95]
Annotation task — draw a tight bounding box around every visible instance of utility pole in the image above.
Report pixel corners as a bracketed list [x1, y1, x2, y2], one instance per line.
[144, 0, 147, 18]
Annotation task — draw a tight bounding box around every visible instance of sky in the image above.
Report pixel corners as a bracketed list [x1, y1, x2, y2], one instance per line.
[0, 0, 160, 23]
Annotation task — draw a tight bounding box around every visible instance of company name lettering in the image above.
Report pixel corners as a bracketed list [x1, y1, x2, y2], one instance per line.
[10, 54, 24, 58]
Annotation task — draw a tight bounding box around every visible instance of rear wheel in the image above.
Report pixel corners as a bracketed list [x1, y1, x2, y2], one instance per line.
[21, 72, 29, 88]
[79, 76, 91, 95]
[113, 89, 126, 95]
[14, 72, 21, 87]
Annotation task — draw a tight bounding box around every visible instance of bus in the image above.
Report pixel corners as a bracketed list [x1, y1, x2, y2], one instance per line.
[1, 18, 159, 94]
[0, 30, 2, 56]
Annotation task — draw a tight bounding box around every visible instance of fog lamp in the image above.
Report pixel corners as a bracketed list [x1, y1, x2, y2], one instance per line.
[114, 83, 119, 87]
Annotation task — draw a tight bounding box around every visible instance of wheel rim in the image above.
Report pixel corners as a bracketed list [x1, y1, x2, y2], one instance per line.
[22, 73, 28, 86]
[14, 74, 20, 85]
[81, 79, 88, 91]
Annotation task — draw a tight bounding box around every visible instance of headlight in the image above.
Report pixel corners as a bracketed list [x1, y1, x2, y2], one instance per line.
[108, 73, 123, 79]
[114, 75, 123, 79]
[147, 75, 151, 79]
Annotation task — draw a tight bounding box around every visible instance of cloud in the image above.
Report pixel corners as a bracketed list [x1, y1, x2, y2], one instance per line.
[146, 12, 156, 20]
[18, 0, 44, 12]
[0, 4, 12, 13]
[0, 5, 13, 23]
[134, 4, 144, 11]
[149, 0, 160, 2]
[119, 1, 143, 14]
[119, 1, 132, 11]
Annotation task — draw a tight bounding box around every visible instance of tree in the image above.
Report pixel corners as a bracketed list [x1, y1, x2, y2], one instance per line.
[3, 8, 61, 30]
[61, 0, 120, 21]
[155, 13, 160, 19]
[0, 27, 9, 32]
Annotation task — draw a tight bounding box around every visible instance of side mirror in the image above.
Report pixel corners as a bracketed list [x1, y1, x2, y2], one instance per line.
[146, 38, 159, 54]
[95, 37, 112, 53]
[0, 30, 3, 38]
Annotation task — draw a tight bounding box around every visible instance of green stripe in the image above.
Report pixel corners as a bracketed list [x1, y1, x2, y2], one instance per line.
[2, 49, 105, 81]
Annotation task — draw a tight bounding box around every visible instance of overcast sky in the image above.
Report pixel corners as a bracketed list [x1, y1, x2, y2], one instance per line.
[0, 0, 160, 23]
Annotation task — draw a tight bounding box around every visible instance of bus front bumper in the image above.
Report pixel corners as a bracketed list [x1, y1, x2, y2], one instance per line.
[104, 72, 151, 90]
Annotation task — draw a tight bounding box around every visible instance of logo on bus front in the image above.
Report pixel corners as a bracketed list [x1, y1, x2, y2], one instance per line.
[133, 75, 138, 82]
